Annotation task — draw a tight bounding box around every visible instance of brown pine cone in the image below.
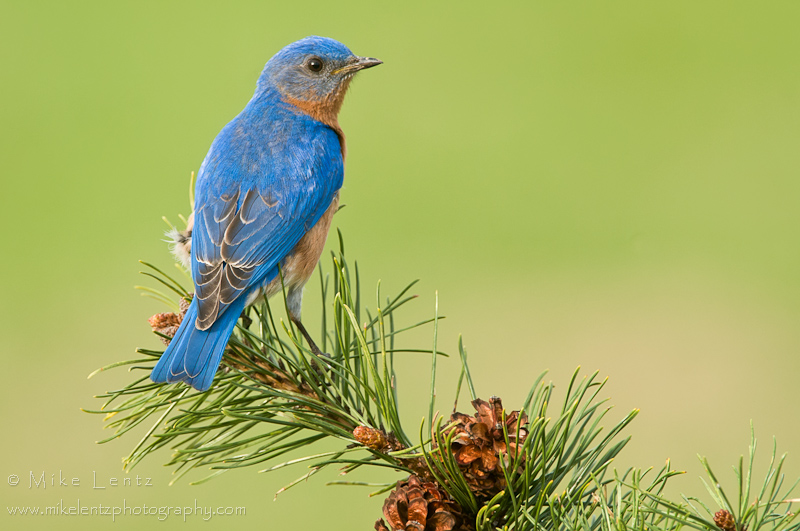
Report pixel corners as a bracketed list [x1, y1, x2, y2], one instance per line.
[376, 476, 470, 531]
[446, 396, 528, 498]
[714, 510, 736, 531]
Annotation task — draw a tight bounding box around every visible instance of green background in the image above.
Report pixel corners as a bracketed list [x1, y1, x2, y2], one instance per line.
[2, 1, 798, 529]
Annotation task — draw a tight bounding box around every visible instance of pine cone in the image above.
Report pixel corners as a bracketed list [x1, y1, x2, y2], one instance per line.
[376, 476, 470, 531]
[446, 396, 528, 498]
[714, 510, 736, 531]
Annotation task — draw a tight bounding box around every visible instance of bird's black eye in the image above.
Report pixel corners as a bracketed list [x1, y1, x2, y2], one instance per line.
[307, 57, 324, 73]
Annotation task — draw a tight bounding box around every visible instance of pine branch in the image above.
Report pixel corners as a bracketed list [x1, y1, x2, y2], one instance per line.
[86, 208, 800, 531]
[89, 235, 437, 488]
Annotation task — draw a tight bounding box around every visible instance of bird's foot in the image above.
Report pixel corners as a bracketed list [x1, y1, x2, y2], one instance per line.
[309, 343, 331, 360]
[292, 318, 331, 361]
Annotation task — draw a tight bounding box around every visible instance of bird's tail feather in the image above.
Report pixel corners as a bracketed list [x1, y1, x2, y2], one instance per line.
[151, 297, 246, 392]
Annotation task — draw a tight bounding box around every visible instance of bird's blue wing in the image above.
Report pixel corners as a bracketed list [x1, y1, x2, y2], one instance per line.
[190, 119, 343, 330]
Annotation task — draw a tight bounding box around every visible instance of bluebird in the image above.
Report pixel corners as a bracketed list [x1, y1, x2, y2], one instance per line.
[151, 36, 381, 391]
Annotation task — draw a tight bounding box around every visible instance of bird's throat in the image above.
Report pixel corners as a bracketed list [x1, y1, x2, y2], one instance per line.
[283, 80, 352, 159]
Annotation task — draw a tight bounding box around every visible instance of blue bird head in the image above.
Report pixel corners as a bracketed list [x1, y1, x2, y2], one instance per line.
[259, 36, 381, 124]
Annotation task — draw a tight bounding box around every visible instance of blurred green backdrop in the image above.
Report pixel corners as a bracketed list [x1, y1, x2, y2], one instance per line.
[2, 1, 799, 529]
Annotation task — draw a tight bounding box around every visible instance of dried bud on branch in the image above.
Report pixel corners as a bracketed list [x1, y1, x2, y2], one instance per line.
[148, 298, 190, 345]
[354, 426, 389, 450]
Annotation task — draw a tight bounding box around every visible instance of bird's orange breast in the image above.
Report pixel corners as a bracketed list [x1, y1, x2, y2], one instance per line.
[283, 192, 340, 285]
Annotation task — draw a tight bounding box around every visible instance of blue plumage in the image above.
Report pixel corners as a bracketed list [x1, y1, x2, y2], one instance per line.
[151, 36, 381, 391]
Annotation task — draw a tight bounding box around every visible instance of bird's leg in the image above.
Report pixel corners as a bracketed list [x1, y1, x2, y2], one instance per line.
[290, 316, 329, 359]
[287, 285, 330, 359]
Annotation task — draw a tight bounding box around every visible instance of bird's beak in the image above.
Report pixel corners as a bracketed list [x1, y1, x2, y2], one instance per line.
[353, 56, 383, 70]
[334, 56, 383, 75]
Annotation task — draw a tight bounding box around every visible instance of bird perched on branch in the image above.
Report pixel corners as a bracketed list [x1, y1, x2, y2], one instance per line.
[151, 36, 381, 391]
